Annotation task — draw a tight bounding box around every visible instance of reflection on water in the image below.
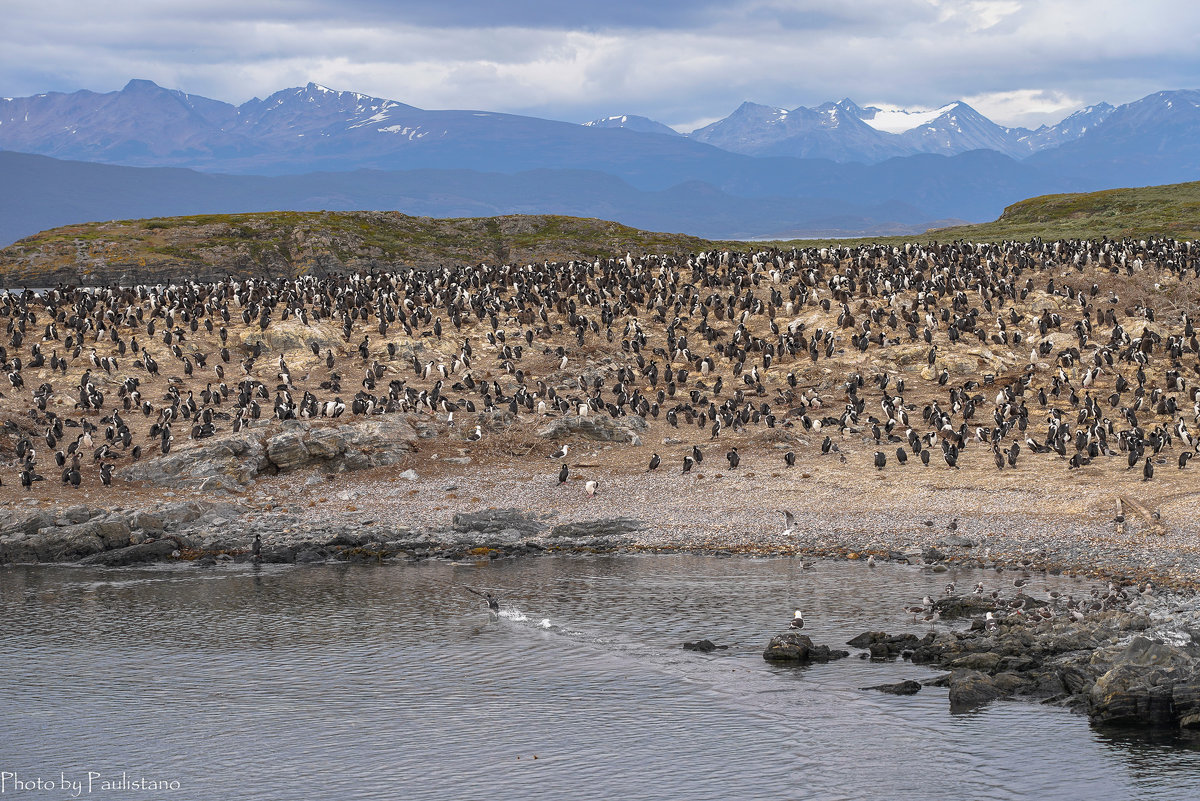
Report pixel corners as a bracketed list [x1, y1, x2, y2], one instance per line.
[2, 555, 1198, 801]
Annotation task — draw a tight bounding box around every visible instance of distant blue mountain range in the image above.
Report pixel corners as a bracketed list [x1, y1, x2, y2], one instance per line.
[1, 80, 1198, 246]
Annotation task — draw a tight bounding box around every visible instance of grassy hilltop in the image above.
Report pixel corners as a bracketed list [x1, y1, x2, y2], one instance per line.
[0, 181, 1198, 286]
[931, 181, 1200, 243]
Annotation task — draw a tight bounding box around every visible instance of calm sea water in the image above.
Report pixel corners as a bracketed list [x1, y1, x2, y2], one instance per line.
[2, 555, 1198, 801]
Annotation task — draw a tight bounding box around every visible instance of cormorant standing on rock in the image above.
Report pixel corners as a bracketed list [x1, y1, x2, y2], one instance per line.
[251, 534, 262, 562]
[1143, 457, 1154, 481]
[558, 463, 569, 485]
[648, 453, 660, 471]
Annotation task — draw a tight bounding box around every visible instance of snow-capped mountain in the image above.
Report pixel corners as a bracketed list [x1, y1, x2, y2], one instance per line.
[688, 99, 914, 162]
[582, 114, 680, 136]
[2, 79, 1199, 246]
[689, 97, 1040, 161]
[1016, 102, 1115, 152]
[0, 79, 726, 176]
[1026, 90, 1200, 186]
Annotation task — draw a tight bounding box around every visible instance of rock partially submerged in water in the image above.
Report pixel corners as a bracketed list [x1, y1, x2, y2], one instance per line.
[1088, 636, 1200, 727]
[868, 613, 1200, 729]
[683, 639, 728, 653]
[864, 680, 922, 695]
[77, 539, 179, 567]
[847, 631, 923, 659]
[763, 633, 850, 664]
[947, 669, 1006, 712]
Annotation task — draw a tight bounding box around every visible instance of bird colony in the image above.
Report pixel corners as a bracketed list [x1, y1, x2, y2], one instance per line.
[3, 236, 1200, 499]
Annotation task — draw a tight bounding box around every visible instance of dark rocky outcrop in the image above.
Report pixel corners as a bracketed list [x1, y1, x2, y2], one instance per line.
[77, 539, 180, 567]
[864, 680, 923, 695]
[683, 639, 728, 653]
[763, 633, 851, 664]
[847, 631, 922, 659]
[863, 612, 1200, 729]
[1088, 637, 1198, 727]
[948, 669, 1006, 712]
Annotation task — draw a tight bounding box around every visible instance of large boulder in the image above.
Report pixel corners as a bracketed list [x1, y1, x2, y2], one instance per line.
[29, 524, 106, 561]
[864, 680, 923, 695]
[762, 633, 850, 664]
[77, 539, 179, 567]
[118, 417, 418, 488]
[847, 631, 923, 659]
[118, 431, 267, 487]
[537, 414, 648, 444]
[1088, 637, 1197, 727]
[948, 669, 1005, 712]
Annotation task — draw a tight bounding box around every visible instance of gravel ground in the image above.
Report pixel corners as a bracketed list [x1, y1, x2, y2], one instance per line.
[201, 416, 1200, 590]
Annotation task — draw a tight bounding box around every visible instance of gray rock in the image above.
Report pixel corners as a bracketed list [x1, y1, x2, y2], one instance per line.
[0, 509, 53, 538]
[763, 633, 851, 664]
[537, 414, 648, 444]
[864, 680, 923, 695]
[29, 524, 106, 561]
[127, 510, 165, 532]
[452, 509, 546, 536]
[77, 539, 178, 567]
[948, 669, 1005, 712]
[549, 518, 643, 539]
[118, 416, 419, 489]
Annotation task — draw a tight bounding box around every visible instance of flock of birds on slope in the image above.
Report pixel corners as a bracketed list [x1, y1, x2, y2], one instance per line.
[2, 236, 1200, 499]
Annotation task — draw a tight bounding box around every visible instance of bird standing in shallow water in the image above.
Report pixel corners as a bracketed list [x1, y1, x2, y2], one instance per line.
[467, 587, 500, 611]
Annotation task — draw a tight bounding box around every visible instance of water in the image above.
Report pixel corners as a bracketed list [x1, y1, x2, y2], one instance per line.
[2, 556, 1198, 801]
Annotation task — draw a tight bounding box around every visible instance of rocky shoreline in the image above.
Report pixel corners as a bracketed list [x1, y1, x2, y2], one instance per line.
[5, 496, 1200, 732]
[764, 591, 1200, 732]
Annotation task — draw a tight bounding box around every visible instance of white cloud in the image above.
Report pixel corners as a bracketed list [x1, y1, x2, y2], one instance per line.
[963, 89, 1087, 128]
[1, 0, 1198, 128]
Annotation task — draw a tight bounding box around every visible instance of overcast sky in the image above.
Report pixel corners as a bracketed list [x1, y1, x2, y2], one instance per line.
[4, 0, 1198, 130]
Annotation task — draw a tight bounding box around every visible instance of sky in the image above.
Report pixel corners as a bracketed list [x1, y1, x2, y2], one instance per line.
[3, 0, 1199, 131]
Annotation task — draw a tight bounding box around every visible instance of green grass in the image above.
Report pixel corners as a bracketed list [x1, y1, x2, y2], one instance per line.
[926, 181, 1200, 242]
